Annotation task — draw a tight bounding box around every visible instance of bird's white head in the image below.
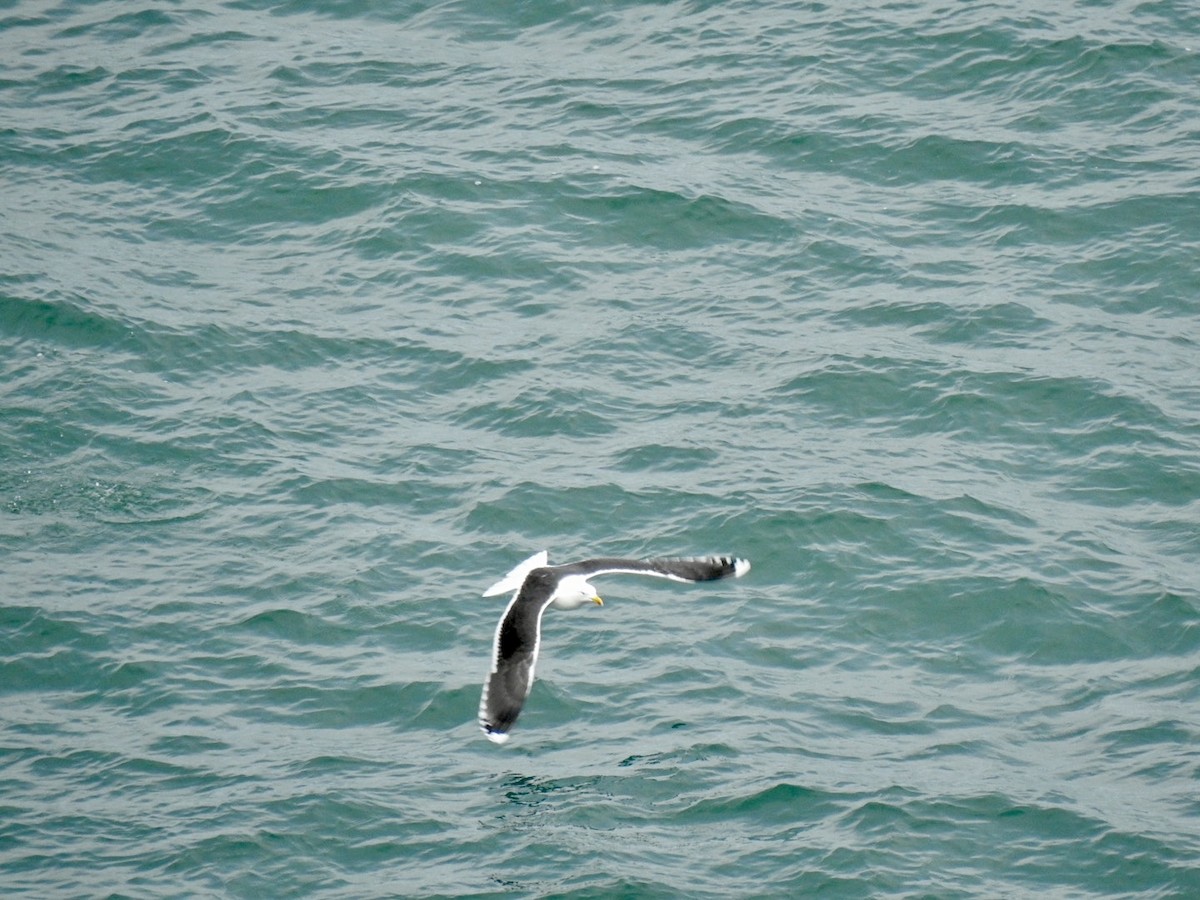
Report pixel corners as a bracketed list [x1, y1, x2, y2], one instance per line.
[550, 575, 604, 611]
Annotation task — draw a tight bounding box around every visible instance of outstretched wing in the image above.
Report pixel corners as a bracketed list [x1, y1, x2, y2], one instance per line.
[478, 569, 558, 743]
[561, 555, 750, 584]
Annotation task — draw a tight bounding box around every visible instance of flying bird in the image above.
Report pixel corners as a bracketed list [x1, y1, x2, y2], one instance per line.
[478, 551, 750, 743]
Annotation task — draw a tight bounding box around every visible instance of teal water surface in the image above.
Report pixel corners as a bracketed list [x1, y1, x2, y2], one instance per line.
[3, 0, 1200, 896]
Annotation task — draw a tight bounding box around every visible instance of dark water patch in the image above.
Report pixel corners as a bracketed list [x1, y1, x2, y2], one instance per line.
[0, 12, 51, 33]
[283, 474, 465, 523]
[827, 696, 939, 739]
[234, 606, 355, 645]
[409, 683, 477, 732]
[494, 771, 607, 812]
[53, 8, 180, 42]
[465, 480, 741, 548]
[267, 57, 455, 93]
[209, 161, 384, 232]
[617, 740, 739, 770]
[779, 359, 1188, 468]
[1099, 717, 1198, 767]
[832, 298, 1054, 348]
[930, 793, 1200, 896]
[3, 467, 204, 527]
[56, 115, 241, 191]
[217, 677, 443, 729]
[828, 563, 1179, 669]
[613, 443, 720, 473]
[0, 293, 139, 352]
[603, 316, 751, 371]
[227, 0, 435, 24]
[1056, 443, 1200, 509]
[557, 184, 793, 250]
[457, 386, 619, 438]
[878, 134, 1054, 189]
[680, 781, 841, 827]
[1, 307, 456, 421]
[0, 608, 109, 690]
[942, 193, 1193, 258]
[148, 732, 233, 758]
[152, 28, 262, 56]
[21, 64, 111, 98]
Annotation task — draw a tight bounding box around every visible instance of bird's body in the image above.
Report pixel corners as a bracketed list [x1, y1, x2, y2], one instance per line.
[478, 552, 750, 743]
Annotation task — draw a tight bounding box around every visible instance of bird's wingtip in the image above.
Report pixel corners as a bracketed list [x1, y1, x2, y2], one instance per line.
[733, 558, 751, 577]
[482, 725, 510, 744]
[482, 550, 550, 597]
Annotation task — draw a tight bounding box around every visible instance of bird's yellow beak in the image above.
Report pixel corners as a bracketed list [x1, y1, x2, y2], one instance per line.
[592, 596, 603, 606]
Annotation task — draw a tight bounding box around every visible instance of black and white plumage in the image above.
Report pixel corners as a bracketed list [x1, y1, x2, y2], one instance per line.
[478, 551, 750, 744]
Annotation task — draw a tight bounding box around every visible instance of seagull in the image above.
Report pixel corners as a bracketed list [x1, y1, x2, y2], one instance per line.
[478, 551, 750, 743]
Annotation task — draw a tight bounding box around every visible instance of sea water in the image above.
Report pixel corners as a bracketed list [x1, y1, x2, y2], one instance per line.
[2, 1, 1199, 896]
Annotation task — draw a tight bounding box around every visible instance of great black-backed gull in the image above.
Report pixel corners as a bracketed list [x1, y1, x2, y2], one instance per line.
[478, 551, 750, 743]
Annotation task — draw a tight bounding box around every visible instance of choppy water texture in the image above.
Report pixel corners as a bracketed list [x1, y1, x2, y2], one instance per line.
[3, 0, 1200, 896]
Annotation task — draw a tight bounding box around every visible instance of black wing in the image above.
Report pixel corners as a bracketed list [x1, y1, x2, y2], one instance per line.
[478, 569, 558, 742]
